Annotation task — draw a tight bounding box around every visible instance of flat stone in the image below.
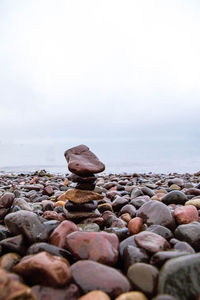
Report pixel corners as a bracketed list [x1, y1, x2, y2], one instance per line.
[63, 208, 101, 220]
[49, 220, 78, 248]
[150, 250, 190, 268]
[5, 211, 49, 243]
[27, 242, 72, 260]
[136, 200, 175, 229]
[32, 284, 79, 300]
[162, 191, 187, 205]
[158, 253, 200, 300]
[135, 231, 170, 253]
[127, 262, 159, 295]
[65, 200, 98, 212]
[13, 251, 71, 287]
[64, 144, 105, 176]
[66, 231, 119, 266]
[71, 260, 130, 298]
[60, 188, 104, 204]
[174, 221, 200, 251]
[146, 225, 173, 240]
[70, 173, 97, 183]
[77, 223, 100, 232]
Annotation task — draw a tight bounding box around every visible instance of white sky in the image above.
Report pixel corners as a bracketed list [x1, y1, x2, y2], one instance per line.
[0, 0, 200, 141]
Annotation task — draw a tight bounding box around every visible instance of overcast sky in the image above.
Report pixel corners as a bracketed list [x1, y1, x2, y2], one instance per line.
[0, 0, 200, 142]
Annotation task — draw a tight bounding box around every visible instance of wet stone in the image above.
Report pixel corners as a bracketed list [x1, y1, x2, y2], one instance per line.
[104, 227, 129, 242]
[146, 225, 173, 240]
[174, 221, 200, 251]
[32, 284, 80, 300]
[119, 236, 137, 257]
[135, 231, 170, 253]
[65, 200, 98, 212]
[174, 205, 199, 224]
[60, 188, 104, 204]
[49, 220, 78, 248]
[162, 191, 187, 205]
[123, 245, 149, 272]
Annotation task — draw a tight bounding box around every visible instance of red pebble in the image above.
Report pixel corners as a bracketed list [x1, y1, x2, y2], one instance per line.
[174, 205, 199, 224]
[128, 217, 143, 235]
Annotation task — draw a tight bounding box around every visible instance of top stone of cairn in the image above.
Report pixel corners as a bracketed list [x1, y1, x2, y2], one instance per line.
[64, 144, 105, 176]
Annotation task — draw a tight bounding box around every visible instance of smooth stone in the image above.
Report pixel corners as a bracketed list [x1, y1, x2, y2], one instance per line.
[13, 198, 33, 211]
[152, 295, 177, 300]
[64, 144, 105, 176]
[119, 236, 137, 257]
[174, 221, 200, 251]
[0, 268, 36, 299]
[43, 185, 54, 196]
[42, 200, 54, 211]
[146, 225, 173, 240]
[162, 191, 187, 205]
[151, 249, 190, 268]
[43, 211, 65, 221]
[185, 198, 200, 208]
[70, 173, 97, 183]
[0, 225, 10, 241]
[80, 217, 105, 229]
[141, 186, 155, 197]
[75, 182, 96, 190]
[119, 204, 136, 218]
[49, 220, 78, 248]
[32, 284, 80, 300]
[0, 234, 27, 255]
[98, 203, 113, 213]
[54, 200, 66, 207]
[173, 241, 195, 253]
[128, 217, 143, 235]
[137, 200, 175, 229]
[123, 245, 149, 272]
[43, 220, 61, 235]
[174, 205, 199, 224]
[185, 188, 200, 196]
[104, 227, 129, 242]
[60, 188, 104, 204]
[121, 213, 132, 223]
[66, 231, 119, 266]
[168, 178, 184, 187]
[127, 262, 159, 295]
[115, 291, 148, 300]
[71, 260, 130, 298]
[158, 253, 200, 300]
[130, 196, 151, 209]
[79, 290, 111, 300]
[65, 200, 98, 212]
[5, 211, 49, 243]
[135, 231, 170, 253]
[27, 242, 72, 260]
[0, 253, 20, 271]
[112, 197, 129, 211]
[63, 208, 101, 220]
[21, 184, 43, 191]
[77, 223, 100, 232]
[0, 192, 15, 209]
[131, 188, 144, 199]
[13, 251, 71, 287]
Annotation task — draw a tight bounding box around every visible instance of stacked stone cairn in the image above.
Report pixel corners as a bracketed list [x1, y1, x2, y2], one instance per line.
[61, 145, 105, 221]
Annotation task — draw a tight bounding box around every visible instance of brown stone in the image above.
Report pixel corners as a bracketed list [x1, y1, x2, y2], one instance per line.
[13, 251, 72, 287]
[60, 188, 104, 204]
[43, 185, 54, 196]
[71, 260, 130, 298]
[66, 231, 119, 266]
[43, 211, 65, 222]
[0, 253, 20, 271]
[0, 268, 36, 300]
[128, 217, 143, 235]
[49, 220, 78, 248]
[135, 231, 170, 253]
[63, 208, 101, 221]
[115, 292, 148, 300]
[64, 144, 105, 176]
[0, 192, 15, 209]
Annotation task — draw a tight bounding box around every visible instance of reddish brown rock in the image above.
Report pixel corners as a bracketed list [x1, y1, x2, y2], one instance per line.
[128, 217, 143, 235]
[49, 220, 78, 248]
[0, 268, 36, 300]
[71, 260, 130, 298]
[0, 253, 20, 271]
[174, 205, 199, 224]
[64, 144, 105, 176]
[0, 192, 15, 209]
[32, 284, 79, 300]
[13, 251, 72, 287]
[66, 231, 119, 266]
[135, 231, 170, 253]
[60, 188, 104, 204]
[43, 211, 65, 222]
[43, 185, 54, 196]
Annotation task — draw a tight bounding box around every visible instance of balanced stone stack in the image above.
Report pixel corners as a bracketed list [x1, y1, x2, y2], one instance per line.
[62, 145, 105, 221]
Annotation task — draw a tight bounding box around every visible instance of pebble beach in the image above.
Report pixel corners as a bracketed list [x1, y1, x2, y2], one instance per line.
[0, 145, 200, 300]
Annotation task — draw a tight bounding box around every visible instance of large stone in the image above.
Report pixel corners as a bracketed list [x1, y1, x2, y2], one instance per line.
[64, 144, 105, 176]
[158, 253, 200, 300]
[63, 208, 101, 220]
[71, 260, 130, 298]
[136, 200, 175, 229]
[60, 189, 104, 204]
[174, 221, 200, 251]
[162, 191, 187, 205]
[32, 284, 79, 300]
[0, 192, 15, 209]
[5, 211, 49, 243]
[66, 231, 119, 266]
[150, 250, 190, 268]
[135, 231, 170, 253]
[174, 205, 199, 224]
[13, 251, 71, 287]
